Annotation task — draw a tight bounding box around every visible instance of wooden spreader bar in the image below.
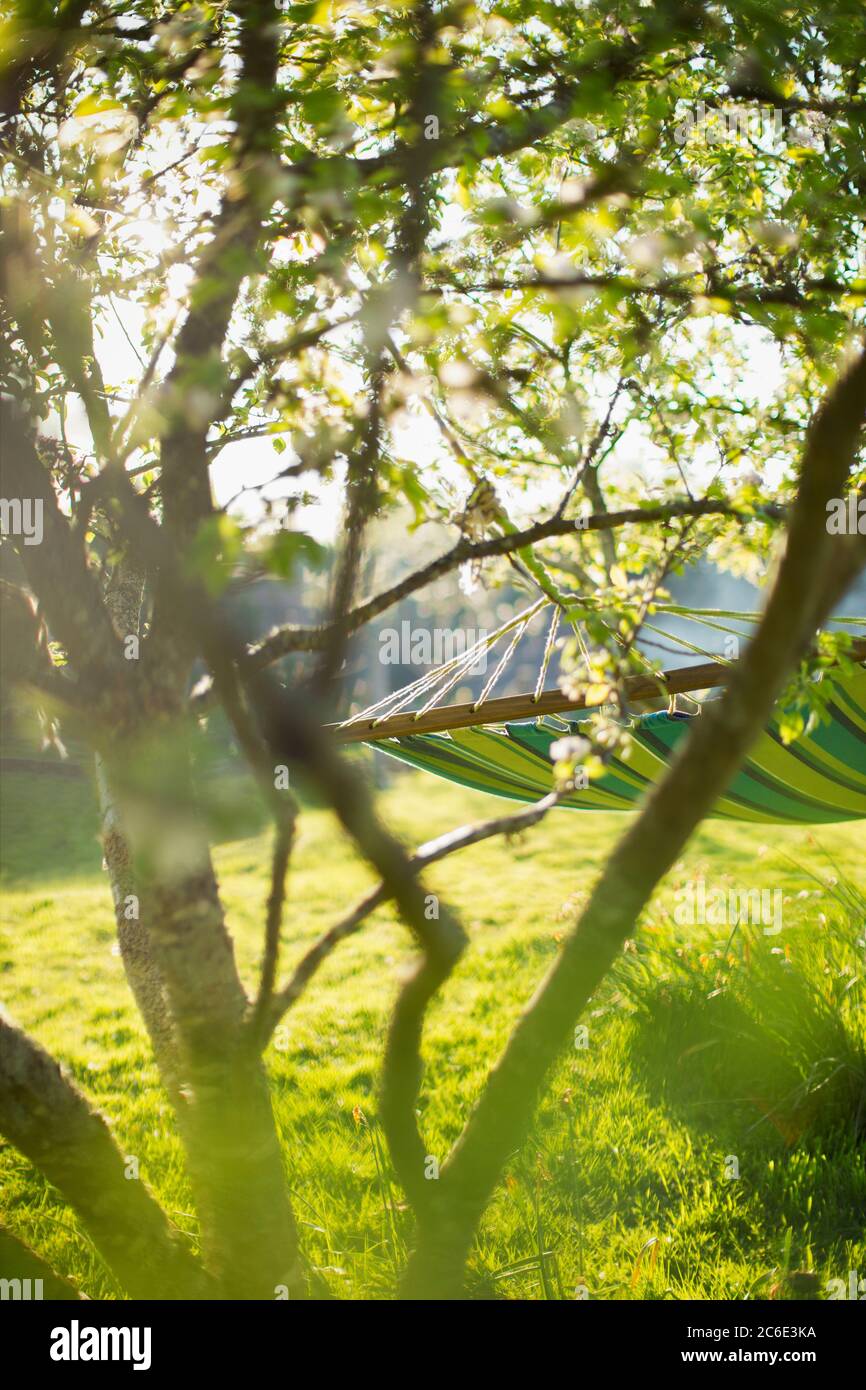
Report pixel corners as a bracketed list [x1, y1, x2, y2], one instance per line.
[330, 658, 733, 744]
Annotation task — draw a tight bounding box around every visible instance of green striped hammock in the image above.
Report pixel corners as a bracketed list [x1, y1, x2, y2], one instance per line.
[370, 664, 866, 825]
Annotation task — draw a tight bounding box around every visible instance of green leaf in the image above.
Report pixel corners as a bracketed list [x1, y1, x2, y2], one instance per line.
[265, 530, 327, 579]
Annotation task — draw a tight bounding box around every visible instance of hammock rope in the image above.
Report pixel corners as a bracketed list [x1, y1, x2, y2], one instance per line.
[471, 611, 534, 712]
[338, 597, 548, 731]
[533, 603, 562, 703]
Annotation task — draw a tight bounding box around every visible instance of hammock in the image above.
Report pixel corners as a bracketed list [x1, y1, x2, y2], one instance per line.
[336, 606, 866, 824]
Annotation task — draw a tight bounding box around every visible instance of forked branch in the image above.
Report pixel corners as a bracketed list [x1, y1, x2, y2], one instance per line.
[399, 342, 866, 1296]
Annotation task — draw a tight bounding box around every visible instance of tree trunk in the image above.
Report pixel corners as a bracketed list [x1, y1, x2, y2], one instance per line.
[92, 554, 305, 1297]
[103, 727, 304, 1297]
[96, 558, 183, 1099]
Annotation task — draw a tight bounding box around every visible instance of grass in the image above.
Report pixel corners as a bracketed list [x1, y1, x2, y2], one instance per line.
[1, 751, 864, 1300]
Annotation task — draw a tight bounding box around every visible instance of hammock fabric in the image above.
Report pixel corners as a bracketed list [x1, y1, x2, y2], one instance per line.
[369, 665, 866, 825]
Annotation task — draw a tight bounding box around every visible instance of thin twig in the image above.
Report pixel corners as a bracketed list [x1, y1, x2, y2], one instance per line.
[262, 790, 564, 1040]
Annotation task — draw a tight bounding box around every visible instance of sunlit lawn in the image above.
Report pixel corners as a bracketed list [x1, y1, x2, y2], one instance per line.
[1, 755, 864, 1299]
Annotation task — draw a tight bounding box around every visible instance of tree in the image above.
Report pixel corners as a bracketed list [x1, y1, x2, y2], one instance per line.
[0, 0, 865, 1299]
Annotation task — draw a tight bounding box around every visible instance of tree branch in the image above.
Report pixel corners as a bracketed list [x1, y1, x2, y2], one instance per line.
[249, 818, 294, 1045]
[0, 1223, 86, 1300]
[0, 1016, 210, 1299]
[248, 497, 782, 667]
[424, 273, 861, 311]
[0, 400, 126, 700]
[285, 0, 706, 195]
[400, 341, 866, 1297]
[150, 0, 288, 668]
